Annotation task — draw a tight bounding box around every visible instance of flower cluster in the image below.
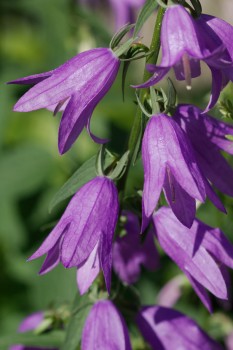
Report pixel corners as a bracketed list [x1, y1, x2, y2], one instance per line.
[8, 1, 233, 349]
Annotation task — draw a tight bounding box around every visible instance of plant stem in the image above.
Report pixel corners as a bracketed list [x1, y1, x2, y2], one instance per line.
[118, 5, 167, 201]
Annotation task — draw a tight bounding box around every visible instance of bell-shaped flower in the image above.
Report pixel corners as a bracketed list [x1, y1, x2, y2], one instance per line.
[9, 312, 57, 350]
[28, 176, 119, 294]
[153, 206, 233, 312]
[112, 211, 159, 284]
[137, 306, 222, 350]
[142, 113, 207, 230]
[81, 300, 132, 350]
[8, 48, 120, 154]
[134, 5, 232, 111]
[173, 104, 233, 198]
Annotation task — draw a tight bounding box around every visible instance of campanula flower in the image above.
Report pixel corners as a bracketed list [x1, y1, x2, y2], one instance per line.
[8, 48, 120, 154]
[112, 211, 159, 284]
[173, 104, 233, 198]
[142, 113, 206, 230]
[9, 312, 56, 350]
[81, 300, 132, 350]
[137, 306, 222, 350]
[29, 176, 119, 294]
[153, 207, 233, 312]
[135, 5, 232, 111]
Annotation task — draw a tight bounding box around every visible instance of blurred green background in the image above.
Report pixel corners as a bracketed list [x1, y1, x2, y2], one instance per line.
[1, 0, 233, 348]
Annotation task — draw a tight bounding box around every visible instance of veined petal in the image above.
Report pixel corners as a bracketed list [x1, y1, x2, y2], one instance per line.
[163, 170, 196, 228]
[77, 241, 100, 295]
[160, 5, 204, 66]
[174, 104, 233, 155]
[39, 237, 62, 275]
[132, 67, 170, 89]
[61, 177, 118, 268]
[8, 70, 54, 85]
[153, 207, 228, 301]
[28, 220, 70, 261]
[13, 49, 119, 112]
[137, 306, 222, 350]
[161, 116, 206, 201]
[203, 67, 224, 113]
[58, 54, 120, 153]
[142, 116, 166, 225]
[186, 272, 213, 313]
[81, 300, 132, 350]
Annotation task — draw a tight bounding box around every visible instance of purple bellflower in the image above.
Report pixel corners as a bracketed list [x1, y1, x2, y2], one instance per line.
[8, 48, 120, 154]
[173, 104, 233, 198]
[153, 206, 233, 312]
[112, 211, 159, 284]
[137, 306, 223, 350]
[9, 312, 56, 350]
[134, 5, 232, 111]
[142, 113, 224, 230]
[28, 176, 119, 294]
[81, 300, 132, 350]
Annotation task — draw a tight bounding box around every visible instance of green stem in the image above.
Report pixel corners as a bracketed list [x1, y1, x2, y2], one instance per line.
[118, 5, 167, 201]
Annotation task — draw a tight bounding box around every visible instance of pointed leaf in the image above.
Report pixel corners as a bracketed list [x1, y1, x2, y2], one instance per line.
[133, 0, 158, 37]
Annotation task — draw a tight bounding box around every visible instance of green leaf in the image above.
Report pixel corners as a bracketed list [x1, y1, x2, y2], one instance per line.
[110, 23, 135, 50]
[0, 331, 64, 349]
[61, 293, 93, 350]
[49, 156, 97, 212]
[49, 153, 115, 212]
[133, 0, 158, 37]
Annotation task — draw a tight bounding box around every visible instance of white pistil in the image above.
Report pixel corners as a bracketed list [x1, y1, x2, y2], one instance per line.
[182, 53, 192, 90]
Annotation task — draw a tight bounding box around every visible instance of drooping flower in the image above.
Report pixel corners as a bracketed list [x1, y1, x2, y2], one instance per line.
[81, 300, 132, 350]
[153, 206, 233, 312]
[29, 176, 119, 294]
[9, 312, 56, 350]
[135, 5, 232, 111]
[137, 305, 223, 350]
[173, 104, 233, 198]
[141, 113, 225, 230]
[112, 211, 159, 285]
[8, 48, 120, 154]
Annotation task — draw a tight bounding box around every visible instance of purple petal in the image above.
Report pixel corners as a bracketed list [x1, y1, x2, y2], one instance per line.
[186, 272, 213, 313]
[163, 170, 196, 228]
[137, 306, 223, 350]
[13, 49, 108, 112]
[132, 67, 170, 89]
[113, 212, 159, 284]
[153, 207, 229, 303]
[8, 70, 54, 85]
[61, 177, 119, 268]
[203, 67, 224, 113]
[81, 300, 132, 350]
[77, 241, 100, 295]
[18, 312, 44, 332]
[160, 5, 204, 66]
[157, 275, 184, 308]
[86, 115, 109, 144]
[39, 237, 63, 275]
[142, 116, 166, 226]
